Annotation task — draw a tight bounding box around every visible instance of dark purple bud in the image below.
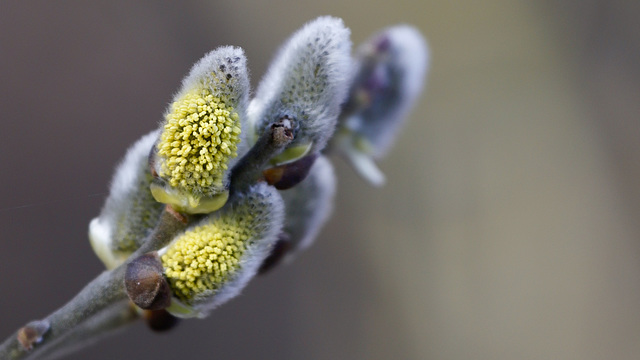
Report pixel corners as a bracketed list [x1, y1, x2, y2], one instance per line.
[263, 153, 318, 190]
[125, 252, 172, 310]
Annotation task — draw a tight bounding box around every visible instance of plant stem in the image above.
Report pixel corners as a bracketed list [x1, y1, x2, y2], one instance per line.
[0, 206, 188, 360]
[230, 117, 294, 193]
[0, 119, 289, 359]
[40, 301, 138, 360]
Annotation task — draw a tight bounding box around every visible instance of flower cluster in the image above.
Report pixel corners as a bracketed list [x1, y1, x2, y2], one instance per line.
[157, 90, 240, 192]
[150, 46, 250, 214]
[89, 16, 429, 319]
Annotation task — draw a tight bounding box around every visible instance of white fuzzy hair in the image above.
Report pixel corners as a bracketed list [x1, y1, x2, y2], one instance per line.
[163, 182, 285, 317]
[247, 16, 352, 153]
[89, 130, 160, 269]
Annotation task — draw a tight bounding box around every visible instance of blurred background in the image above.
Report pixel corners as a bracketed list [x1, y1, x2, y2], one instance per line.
[1, 1, 639, 359]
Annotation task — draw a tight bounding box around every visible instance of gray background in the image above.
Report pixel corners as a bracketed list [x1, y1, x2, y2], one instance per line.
[1, 1, 639, 359]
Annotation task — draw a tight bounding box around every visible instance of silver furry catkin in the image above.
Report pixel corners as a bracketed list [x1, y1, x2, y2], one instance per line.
[248, 16, 353, 165]
[280, 155, 336, 255]
[89, 130, 164, 269]
[335, 25, 429, 186]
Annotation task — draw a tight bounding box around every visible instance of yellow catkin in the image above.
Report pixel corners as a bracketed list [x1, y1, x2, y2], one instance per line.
[157, 88, 242, 194]
[161, 214, 254, 302]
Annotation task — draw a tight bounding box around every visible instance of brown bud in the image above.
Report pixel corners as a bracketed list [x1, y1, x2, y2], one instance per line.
[271, 115, 295, 144]
[17, 320, 49, 351]
[258, 232, 292, 274]
[143, 309, 181, 333]
[125, 252, 172, 310]
[263, 153, 318, 190]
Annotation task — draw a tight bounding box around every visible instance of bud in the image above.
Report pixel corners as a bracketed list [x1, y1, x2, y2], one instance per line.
[247, 16, 352, 166]
[159, 182, 284, 318]
[143, 309, 180, 333]
[259, 155, 336, 273]
[125, 252, 172, 311]
[258, 232, 292, 274]
[277, 155, 336, 262]
[150, 46, 250, 214]
[262, 153, 318, 190]
[335, 25, 429, 186]
[17, 320, 50, 351]
[89, 130, 164, 269]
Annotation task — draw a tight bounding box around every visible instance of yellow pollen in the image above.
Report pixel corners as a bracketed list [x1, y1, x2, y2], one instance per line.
[161, 214, 254, 302]
[158, 89, 241, 194]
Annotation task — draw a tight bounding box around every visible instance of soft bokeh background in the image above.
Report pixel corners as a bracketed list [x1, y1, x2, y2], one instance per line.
[1, 1, 639, 359]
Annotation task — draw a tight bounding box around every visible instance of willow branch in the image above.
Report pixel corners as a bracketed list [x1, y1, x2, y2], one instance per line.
[0, 117, 289, 359]
[40, 301, 138, 360]
[0, 206, 188, 360]
[230, 118, 294, 193]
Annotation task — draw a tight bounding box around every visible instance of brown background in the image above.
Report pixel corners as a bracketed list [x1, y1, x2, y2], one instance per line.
[1, 1, 639, 359]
